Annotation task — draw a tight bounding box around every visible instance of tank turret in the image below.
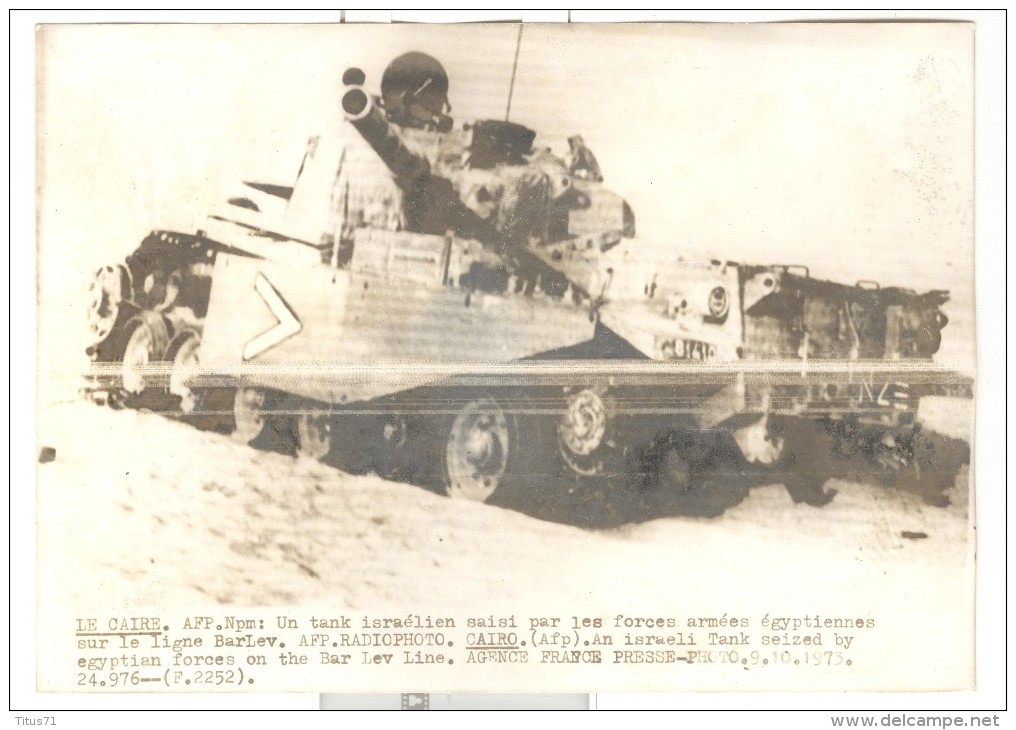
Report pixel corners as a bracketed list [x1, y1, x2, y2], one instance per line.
[338, 53, 635, 299]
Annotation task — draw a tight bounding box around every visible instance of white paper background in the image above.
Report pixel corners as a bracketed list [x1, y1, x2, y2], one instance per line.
[10, 8, 1007, 720]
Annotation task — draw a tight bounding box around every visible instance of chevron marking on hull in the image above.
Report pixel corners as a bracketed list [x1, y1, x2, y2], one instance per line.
[243, 272, 303, 361]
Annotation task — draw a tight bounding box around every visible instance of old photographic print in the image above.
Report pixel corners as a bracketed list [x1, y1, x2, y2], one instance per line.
[35, 22, 975, 693]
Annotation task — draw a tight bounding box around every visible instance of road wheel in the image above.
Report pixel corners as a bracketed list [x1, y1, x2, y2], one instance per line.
[557, 385, 617, 477]
[645, 433, 735, 517]
[329, 414, 374, 475]
[120, 313, 170, 396]
[184, 386, 235, 434]
[780, 418, 838, 507]
[167, 331, 202, 413]
[374, 414, 411, 480]
[659, 444, 694, 494]
[732, 413, 785, 466]
[233, 387, 270, 445]
[444, 397, 513, 502]
[162, 331, 234, 432]
[295, 410, 333, 462]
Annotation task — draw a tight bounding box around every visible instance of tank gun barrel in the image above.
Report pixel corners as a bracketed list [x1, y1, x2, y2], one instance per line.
[341, 82, 431, 182]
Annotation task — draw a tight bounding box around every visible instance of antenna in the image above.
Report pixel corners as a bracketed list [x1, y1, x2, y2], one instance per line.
[505, 24, 523, 121]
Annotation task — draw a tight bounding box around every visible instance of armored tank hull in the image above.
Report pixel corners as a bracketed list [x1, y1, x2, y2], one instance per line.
[83, 229, 968, 515]
[82, 52, 971, 516]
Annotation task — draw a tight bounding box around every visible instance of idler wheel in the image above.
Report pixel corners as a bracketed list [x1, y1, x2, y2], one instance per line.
[86, 264, 130, 346]
[444, 397, 512, 502]
[119, 312, 170, 396]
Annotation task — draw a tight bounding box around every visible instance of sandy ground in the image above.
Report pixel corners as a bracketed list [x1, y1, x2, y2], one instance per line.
[31, 390, 974, 694]
[36, 396, 972, 613]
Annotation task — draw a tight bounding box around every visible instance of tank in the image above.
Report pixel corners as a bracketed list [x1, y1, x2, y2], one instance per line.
[83, 52, 968, 516]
